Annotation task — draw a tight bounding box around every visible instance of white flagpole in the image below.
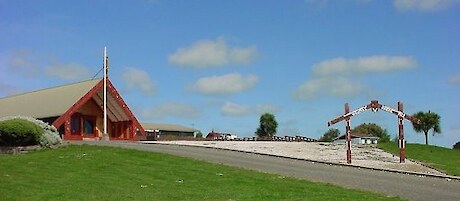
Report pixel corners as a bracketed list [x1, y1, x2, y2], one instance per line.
[103, 47, 108, 140]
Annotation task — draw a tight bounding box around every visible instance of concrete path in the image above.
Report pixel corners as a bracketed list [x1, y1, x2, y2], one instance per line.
[69, 141, 460, 201]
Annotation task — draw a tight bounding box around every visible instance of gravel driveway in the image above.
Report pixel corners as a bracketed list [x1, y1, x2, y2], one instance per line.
[146, 141, 445, 176]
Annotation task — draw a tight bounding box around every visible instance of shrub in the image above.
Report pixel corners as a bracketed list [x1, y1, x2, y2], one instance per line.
[454, 142, 460, 150]
[0, 116, 61, 147]
[319, 128, 340, 142]
[0, 118, 43, 146]
[352, 123, 390, 143]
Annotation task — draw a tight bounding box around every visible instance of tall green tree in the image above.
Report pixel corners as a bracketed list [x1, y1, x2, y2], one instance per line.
[412, 111, 441, 145]
[319, 128, 340, 142]
[351, 123, 390, 143]
[195, 131, 203, 138]
[255, 113, 278, 138]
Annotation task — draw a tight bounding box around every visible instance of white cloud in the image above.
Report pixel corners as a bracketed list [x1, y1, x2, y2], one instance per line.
[189, 73, 259, 95]
[221, 102, 252, 117]
[305, 0, 372, 6]
[168, 37, 258, 68]
[294, 55, 417, 101]
[255, 104, 280, 114]
[220, 102, 280, 117]
[305, 0, 327, 3]
[294, 77, 368, 101]
[305, 0, 459, 12]
[394, 0, 460, 11]
[121, 67, 155, 96]
[448, 74, 460, 84]
[312, 55, 417, 76]
[10, 51, 33, 68]
[0, 82, 19, 96]
[230, 46, 258, 65]
[141, 103, 200, 120]
[8, 49, 39, 76]
[45, 62, 91, 81]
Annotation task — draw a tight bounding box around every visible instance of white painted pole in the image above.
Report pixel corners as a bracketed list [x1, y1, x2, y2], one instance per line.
[103, 47, 108, 140]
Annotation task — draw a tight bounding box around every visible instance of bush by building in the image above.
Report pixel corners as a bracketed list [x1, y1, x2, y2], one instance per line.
[0, 116, 61, 147]
[454, 142, 460, 150]
[0, 118, 43, 146]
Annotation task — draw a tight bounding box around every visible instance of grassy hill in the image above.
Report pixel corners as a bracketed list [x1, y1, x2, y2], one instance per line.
[378, 142, 460, 176]
[0, 145, 404, 201]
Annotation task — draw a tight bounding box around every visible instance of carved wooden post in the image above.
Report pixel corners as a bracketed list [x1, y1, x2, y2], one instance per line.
[398, 102, 405, 163]
[64, 119, 71, 140]
[345, 103, 352, 164]
[328, 100, 419, 164]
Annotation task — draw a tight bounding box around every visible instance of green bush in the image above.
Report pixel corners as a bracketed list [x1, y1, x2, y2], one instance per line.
[0, 118, 43, 146]
[454, 142, 460, 150]
[0, 116, 61, 147]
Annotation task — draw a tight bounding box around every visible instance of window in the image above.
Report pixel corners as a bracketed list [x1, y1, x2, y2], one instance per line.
[70, 113, 95, 136]
[71, 114, 81, 134]
[83, 118, 95, 135]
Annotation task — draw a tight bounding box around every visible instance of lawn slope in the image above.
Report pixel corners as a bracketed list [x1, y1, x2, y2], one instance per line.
[0, 145, 404, 201]
[378, 142, 460, 176]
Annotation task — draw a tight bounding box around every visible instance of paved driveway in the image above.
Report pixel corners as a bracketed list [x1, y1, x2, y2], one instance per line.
[70, 141, 460, 201]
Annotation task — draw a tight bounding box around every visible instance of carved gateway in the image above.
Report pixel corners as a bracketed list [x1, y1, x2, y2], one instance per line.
[328, 100, 420, 164]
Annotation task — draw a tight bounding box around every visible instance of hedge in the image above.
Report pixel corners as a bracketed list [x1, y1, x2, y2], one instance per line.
[0, 118, 43, 146]
[0, 116, 62, 147]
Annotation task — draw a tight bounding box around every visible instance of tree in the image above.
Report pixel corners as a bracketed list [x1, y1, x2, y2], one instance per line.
[351, 123, 390, 143]
[319, 128, 340, 142]
[0, 118, 43, 146]
[412, 111, 441, 145]
[255, 113, 278, 138]
[195, 131, 203, 138]
[453, 142, 460, 150]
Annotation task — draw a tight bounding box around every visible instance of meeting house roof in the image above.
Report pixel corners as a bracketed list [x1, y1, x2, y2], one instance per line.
[0, 79, 101, 119]
[0, 78, 142, 128]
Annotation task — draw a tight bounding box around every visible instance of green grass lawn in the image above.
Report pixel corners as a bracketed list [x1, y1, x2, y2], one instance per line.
[0, 145, 404, 201]
[378, 142, 460, 176]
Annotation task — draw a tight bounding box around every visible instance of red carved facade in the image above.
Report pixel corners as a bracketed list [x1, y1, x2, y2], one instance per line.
[53, 79, 145, 141]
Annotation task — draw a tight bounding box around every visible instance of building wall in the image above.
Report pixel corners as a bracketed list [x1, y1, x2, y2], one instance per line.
[334, 138, 371, 144]
[361, 138, 378, 144]
[76, 98, 103, 138]
[351, 138, 361, 144]
[110, 120, 132, 139]
[160, 131, 194, 137]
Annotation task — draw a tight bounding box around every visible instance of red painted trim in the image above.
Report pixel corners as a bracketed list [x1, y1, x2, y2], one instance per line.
[64, 135, 83, 140]
[64, 120, 71, 139]
[52, 78, 144, 141]
[106, 79, 145, 137]
[53, 80, 103, 129]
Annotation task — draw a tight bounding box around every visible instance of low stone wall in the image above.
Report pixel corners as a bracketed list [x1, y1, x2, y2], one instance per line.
[0, 143, 67, 154]
[0, 145, 41, 154]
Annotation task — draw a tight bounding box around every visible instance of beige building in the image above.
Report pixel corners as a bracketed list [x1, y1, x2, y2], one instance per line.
[141, 122, 198, 140]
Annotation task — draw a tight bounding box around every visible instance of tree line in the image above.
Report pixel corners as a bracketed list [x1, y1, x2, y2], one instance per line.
[256, 111, 446, 146]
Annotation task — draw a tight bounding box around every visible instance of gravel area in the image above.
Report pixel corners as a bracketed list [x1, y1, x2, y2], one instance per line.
[145, 141, 445, 176]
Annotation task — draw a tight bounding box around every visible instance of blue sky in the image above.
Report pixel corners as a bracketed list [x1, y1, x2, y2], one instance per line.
[1, 0, 459, 147]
